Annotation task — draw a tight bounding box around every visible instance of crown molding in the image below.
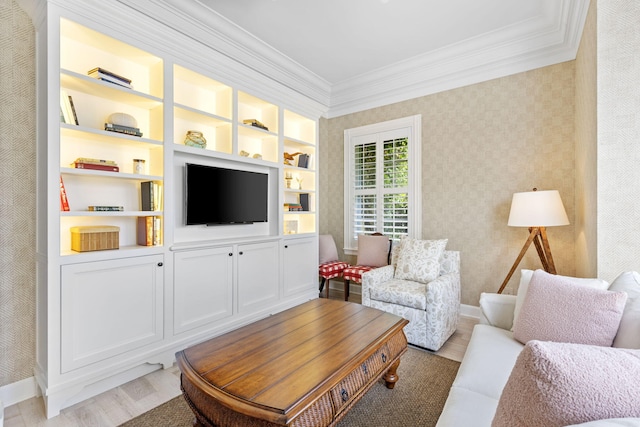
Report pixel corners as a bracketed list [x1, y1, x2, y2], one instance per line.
[120, 0, 331, 116]
[327, 0, 589, 117]
[19, 0, 589, 119]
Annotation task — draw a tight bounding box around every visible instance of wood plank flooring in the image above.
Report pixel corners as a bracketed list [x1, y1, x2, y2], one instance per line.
[5, 290, 478, 427]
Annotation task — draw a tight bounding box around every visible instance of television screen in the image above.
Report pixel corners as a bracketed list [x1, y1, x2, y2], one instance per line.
[185, 163, 268, 225]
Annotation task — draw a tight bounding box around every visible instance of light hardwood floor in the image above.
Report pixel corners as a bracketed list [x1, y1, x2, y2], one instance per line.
[5, 290, 478, 427]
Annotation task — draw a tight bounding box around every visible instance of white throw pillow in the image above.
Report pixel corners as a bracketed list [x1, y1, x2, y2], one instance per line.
[610, 271, 640, 349]
[319, 234, 339, 264]
[394, 238, 447, 284]
[511, 269, 609, 331]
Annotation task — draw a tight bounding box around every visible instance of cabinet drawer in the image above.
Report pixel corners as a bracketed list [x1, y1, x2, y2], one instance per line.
[330, 343, 391, 414]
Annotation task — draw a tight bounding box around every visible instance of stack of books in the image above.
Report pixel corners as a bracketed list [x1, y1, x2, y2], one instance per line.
[243, 119, 269, 131]
[72, 157, 119, 172]
[137, 216, 162, 246]
[141, 181, 162, 211]
[88, 67, 132, 89]
[105, 122, 143, 137]
[284, 203, 304, 211]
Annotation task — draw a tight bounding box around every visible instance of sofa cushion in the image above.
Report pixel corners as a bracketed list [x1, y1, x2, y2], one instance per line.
[609, 271, 640, 349]
[451, 324, 523, 401]
[356, 234, 390, 267]
[512, 269, 609, 331]
[492, 340, 640, 427]
[435, 386, 501, 427]
[567, 419, 640, 427]
[513, 270, 627, 346]
[394, 237, 447, 284]
[369, 278, 427, 310]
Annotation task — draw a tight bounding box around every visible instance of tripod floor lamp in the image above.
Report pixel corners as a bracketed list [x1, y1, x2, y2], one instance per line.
[497, 189, 569, 294]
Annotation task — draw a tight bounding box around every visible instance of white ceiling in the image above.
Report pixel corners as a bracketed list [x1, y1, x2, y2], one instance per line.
[199, 0, 550, 85]
[125, 0, 590, 117]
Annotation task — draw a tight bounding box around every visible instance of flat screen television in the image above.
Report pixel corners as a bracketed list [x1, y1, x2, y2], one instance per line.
[185, 163, 269, 225]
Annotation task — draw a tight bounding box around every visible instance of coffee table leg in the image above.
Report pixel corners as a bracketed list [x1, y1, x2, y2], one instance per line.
[383, 358, 401, 389]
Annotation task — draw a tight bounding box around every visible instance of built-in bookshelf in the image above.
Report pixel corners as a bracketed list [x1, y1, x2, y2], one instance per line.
[58, 18, 164, 257]
[283, 109, 317, 235]
[36, 7, 319, 420]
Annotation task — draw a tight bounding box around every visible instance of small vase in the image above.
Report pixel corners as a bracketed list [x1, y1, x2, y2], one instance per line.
[184, 130, 206, 149]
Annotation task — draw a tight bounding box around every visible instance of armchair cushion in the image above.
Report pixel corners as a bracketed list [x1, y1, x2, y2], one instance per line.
[369, 278, 429, 310]
[319, 261, 348, 280]
[394, 237, 447, 284]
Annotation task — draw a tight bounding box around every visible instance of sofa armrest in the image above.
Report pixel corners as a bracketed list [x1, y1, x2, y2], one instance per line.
[479, 292, 516, 331]
[361, 265, 395, 306]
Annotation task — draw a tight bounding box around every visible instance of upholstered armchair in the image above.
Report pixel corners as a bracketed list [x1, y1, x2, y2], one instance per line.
[361, 239, 461, 351]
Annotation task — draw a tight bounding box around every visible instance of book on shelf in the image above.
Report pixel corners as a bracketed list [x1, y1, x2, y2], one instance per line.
[87, 67, 132, 89]
[60, 90, 76, 125]
[141, 181, 162, 211]
[68, 95, 79, 125]
[104, 123, 143, 137]
[74, 157, 118, 166]
[88, 205, 124, 212]
[72, 162, 120, 172]
[297, 153, 309, 168]
[59, 175, 70, 211]
[137, 216, 162, 246]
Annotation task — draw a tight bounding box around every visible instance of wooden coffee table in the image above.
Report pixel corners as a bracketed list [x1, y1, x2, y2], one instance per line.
[176, 298, 409, 427]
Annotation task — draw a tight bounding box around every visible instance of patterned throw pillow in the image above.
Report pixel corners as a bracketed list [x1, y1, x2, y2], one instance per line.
[394, 238, 447, 283]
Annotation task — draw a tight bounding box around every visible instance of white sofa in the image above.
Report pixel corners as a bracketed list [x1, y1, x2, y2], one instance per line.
[437, 270, 640, 427]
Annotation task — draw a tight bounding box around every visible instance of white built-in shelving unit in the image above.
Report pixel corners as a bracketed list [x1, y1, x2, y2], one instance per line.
[34, 2, 320, 418]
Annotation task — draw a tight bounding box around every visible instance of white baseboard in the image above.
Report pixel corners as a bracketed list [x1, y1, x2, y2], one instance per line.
[460, 303, 481, 319]
[0, 376, 38, 408]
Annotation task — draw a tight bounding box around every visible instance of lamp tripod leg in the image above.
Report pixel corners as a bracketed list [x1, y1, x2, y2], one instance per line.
[497, 227, 539, 294]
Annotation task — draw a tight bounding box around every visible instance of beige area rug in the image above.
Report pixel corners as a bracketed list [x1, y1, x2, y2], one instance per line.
[119, 347, 459, 427]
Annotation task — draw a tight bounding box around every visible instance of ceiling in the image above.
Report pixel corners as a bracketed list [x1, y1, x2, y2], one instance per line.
[130, 0, 590, 117]
[199, 0, 551, 85]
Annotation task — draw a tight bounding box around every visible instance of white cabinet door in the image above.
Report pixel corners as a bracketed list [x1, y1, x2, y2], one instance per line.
[283, 237, 317, 296]
[237, 241, 279, 313]
[173, 246, 233, 334]
[61, 255, 164, 373]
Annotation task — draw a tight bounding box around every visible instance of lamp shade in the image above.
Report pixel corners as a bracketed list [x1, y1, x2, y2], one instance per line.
[507, 190, 569, 227]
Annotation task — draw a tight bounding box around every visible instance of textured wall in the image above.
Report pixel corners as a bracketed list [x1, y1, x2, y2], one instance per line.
[0, 0, 36, 386]
[574, 0, 597, 277]
[597, 0, 640, 281]
[321, 63, 577, 305]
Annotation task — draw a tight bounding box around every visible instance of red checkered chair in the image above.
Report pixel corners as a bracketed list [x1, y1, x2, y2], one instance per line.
[319, 235, 348, 298]
[343, 233, 391, 301]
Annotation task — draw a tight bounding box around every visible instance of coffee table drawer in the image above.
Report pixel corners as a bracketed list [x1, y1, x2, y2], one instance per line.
[330, 343, 392, 413]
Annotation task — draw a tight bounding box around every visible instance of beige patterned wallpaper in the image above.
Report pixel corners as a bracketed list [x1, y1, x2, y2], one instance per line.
[321, 63, 577, 305]
[574, 0, 597, 278]
[0, 0, 36, 386]
[597, 0, 640, 281]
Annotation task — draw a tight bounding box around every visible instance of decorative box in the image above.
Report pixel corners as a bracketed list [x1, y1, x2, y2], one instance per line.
[70, 225, 120, 252]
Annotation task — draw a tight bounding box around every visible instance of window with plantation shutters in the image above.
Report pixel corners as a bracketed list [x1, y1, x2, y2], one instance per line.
[344, 116, 422, 254]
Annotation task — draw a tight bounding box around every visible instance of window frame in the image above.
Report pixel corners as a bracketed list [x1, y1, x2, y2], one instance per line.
[343, 115, 422, 255]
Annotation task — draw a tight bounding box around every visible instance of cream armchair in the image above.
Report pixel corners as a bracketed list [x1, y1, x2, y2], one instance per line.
[362, 249, 461, 351]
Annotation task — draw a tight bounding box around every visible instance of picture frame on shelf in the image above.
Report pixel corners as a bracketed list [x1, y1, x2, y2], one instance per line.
[284, 220, 298, 235]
